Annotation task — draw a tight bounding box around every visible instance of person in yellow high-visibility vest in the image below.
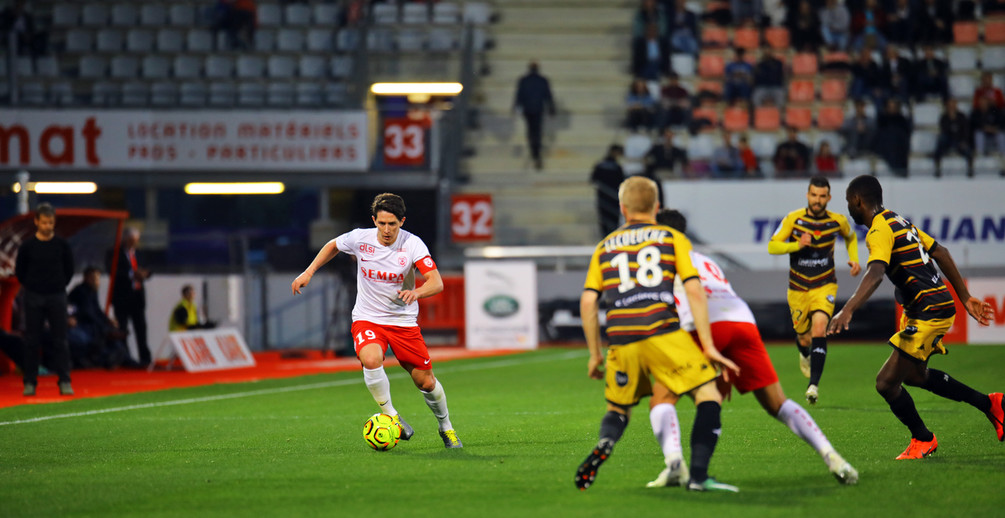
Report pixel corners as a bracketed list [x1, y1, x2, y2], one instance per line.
[169, 285, 200, 332]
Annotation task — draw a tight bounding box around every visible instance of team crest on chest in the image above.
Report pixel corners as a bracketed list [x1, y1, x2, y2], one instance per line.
[398, 255, 407, 266]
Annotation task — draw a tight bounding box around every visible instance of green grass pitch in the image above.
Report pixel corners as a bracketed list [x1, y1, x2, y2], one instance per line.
[1, 344, 1003, 518]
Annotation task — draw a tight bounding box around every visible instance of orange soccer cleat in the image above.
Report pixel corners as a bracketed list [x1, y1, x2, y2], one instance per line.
[987, 393, 1004, 442]
[895, 436, 938, 460]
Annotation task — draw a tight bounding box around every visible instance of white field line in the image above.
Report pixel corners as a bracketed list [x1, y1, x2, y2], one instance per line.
[0, 350, 586, 427]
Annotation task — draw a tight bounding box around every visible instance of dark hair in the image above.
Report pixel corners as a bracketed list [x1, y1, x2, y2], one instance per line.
[656, 209, 687, 233]
[847, 175, 883, 205]
[83, 266, 100, 277]
[808, 175, 830, 191]
[371, 193, 406, 220]
[181, 285, 194, 296]
[35, 202, 55, 219]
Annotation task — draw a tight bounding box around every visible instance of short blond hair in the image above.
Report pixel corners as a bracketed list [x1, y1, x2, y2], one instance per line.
[618, 176, 658, 215]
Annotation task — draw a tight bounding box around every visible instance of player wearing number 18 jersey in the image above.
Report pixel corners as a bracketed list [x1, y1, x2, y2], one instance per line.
[829, 176, 1001, 460]
[292, 193, 461, 448]
[575, 176, 740, 492]
[646, 209, 857, 487]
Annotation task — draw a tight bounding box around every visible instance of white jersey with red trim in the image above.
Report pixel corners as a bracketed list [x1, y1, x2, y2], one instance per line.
[335, 228, 437, 327]
[674, 250, 757, 331]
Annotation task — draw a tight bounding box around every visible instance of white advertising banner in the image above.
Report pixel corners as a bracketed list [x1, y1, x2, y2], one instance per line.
[464, 261, 538, 350]
[0, 109, 368, 171]
[167, 327, 256, 372]
[662, 178, 1005, 269]
[966, 278, 1005, 345]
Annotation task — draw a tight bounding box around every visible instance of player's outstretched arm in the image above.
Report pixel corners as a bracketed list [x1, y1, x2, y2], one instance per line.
[828, 261, 885, 335]
[930, 245, 994, 326]
[683, 278, 740, 381]
[291, 239, 340, 295]
[580, 289, 605, 380]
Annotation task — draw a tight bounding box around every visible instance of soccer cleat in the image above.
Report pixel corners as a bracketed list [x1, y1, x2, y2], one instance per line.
[58, 382, 74, 396]
[22, 383, 36, 397]
[646, 456, 689, 488]
[439, 429, 462, 449]
[805, 384, 819, 405]
[895, 435, 938, 460]
[799, 352, 811, 378]
[986, 393, 1004, 442]
[686, 477, 739, 493]
[823, 451, 859, 485]
[392, 414, 414, 441]
[574, 439, 614, 490]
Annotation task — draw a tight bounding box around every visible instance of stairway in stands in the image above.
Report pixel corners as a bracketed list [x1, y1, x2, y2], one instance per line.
[460, 0, 632, 246]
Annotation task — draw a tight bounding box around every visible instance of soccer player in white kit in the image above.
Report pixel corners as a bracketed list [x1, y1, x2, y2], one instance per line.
[292, 193, 461, 448]
[644, 209, 856, 487]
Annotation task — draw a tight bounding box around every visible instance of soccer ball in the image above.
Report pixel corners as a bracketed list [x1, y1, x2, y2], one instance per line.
[363, 413, 401, 451]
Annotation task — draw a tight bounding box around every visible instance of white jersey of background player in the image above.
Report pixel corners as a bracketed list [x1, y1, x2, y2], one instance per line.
[673, 250, 756, 330]
[292, 193, 462, 449]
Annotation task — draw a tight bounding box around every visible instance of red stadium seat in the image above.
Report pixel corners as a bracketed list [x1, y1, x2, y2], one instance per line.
[820, 78, 848, 102]
[764, 27, 790, 49]
[754, 106, 781, 130]
[986, 21, 1005, 44]
[698, 53, 725, 77]
[692, 106, 720, 129]
[697, 80, 724, 96]
[788, 79, 815, 103]
[817, 105, 845, 130]
[723, 106, 750, 131]
[792, 53, 819, 76]
[785, 106, 813, 130]
[733, 27, 760, 49]
[954, 21, 979, 44]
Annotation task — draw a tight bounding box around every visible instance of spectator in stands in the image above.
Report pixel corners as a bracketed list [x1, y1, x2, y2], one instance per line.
[934, 98, 973, 176]
[737, 134, 763, 178]
[591, 145, 626, 236]
[973, 72, 1005, 110]
[107, 227, 152, 368]
[667, 0, 700, 55]
[632, 23, 671, 81]
[658, 73, 692, 129]
[841, 99, 877, 157]
[875, 98, 912, 176]
[815, 140, 840, 176]
[513, 61, 556, 170]
[850, 0, 888, 51]
[913, 0, 954, 44]
[723, 48, 755, 105]
[634, 0, 668, 39]
[819, 0, 851, 50]
[626, 78, 658, 132]
[752, 47, 787, 108]
[880, 45, 912, 106]
[711, 131, 745, 178]
[731, 0, 764, 26]
[773, 126, 813, 177]
[885, 0, 914, 45]
[67, 266, 130, 369]
[970, 96, 1005, 157]
[850, 49, 884, 106]
[212, 0, 257, 50]
[645, 129, 690, 178]
[913, 45, 949, 102]
[787, 0, 823, 52]
[0, 0, 44, 57]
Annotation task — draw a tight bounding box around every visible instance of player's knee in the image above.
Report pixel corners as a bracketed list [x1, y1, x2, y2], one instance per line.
[414, 371, 436, 391]
[875, 376, 898, 398]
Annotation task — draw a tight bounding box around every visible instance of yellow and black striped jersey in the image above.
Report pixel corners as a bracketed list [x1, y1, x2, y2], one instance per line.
[584, 223, 699, 346]
[770, 208, 858, 291]
[866, 210, 955, 320]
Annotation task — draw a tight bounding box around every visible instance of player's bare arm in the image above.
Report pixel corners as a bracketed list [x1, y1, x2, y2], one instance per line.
[292, 238, 341, 294]
[580, 289, 604, 380]
[683, 277, 740, 381]
[397, 268, 444, 305]
[828, 261, 885, 335]
[929, 245, 994, 326]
